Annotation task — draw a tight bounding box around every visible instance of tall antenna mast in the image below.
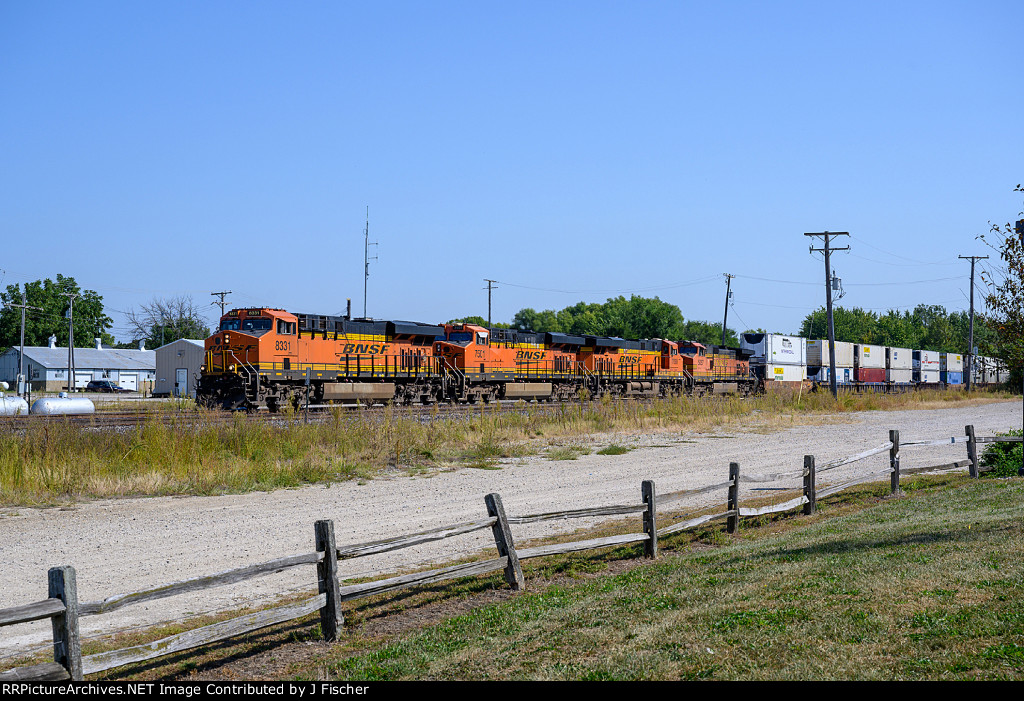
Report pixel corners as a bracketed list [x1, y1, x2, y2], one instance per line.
[363, 206, 377, 318]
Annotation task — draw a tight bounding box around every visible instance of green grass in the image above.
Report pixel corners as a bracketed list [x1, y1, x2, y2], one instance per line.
[981, 429, 1023, 478]
[596, 444, 631, 456]
[546, 444, 591, 461]
[310, 477, 1024, 681]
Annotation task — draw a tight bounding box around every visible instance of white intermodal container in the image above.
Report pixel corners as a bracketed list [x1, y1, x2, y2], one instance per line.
[809, 366, 852, 384]
[886, 347, 913, 370]
[740, 333, 807, 366]
[764, 363, 807, 382]
[914, 369, 941, 383]
[940, 353, 963, 372]
[887, 368, 913, 383]
[913, 350, 940, 371]
[854, 344, 886, 369]
[807, 340, 854, 368]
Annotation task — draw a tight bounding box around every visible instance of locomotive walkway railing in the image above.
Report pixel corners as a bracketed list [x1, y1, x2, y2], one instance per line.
[1, 424, 1020, 681]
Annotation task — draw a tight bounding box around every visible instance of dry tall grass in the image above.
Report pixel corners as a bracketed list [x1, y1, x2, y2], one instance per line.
[0, 388, 1011, 505]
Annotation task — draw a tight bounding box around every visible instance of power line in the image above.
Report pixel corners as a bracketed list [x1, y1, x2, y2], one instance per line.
[494, 274, 720, 296]
[848, 234, 954, 266]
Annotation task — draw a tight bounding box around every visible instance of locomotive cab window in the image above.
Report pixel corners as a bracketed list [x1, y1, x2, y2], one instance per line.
[220, 319, 240, 331]
[277, 320, 296, 335]
[476, 332, 488, 346]
[241, 318, 272, 333]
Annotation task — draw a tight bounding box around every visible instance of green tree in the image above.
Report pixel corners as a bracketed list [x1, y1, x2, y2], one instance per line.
[509, 295, 733, 344]
[874, 309, 923, 349]
[447, 316, 510, 329]
[979, 184, 1024, 380]
[0, 274, 113, 349]
[799, 307, 878, 343]
[680, 320, 738, 346]
[511, 308, 562, 333]
[125, 296, 212, 349]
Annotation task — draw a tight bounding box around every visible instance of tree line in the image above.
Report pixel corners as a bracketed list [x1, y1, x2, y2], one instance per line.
[452, 295, 741, 346]
[798, 304, 998, 356]
[0, 276, 210, 351]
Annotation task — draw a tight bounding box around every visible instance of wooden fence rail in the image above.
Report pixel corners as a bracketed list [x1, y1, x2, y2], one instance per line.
[1, 424, 1018, 680]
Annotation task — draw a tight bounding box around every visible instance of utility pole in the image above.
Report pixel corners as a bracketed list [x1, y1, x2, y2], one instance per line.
[61, 292, 78, 392]
[210, 291, 232, 317]
[7, 288, 42, 396]
[363, 207, 377, 318]
[805, 232, 850, 399]
[959, 255, 988, 391]
[1018, 220, 1023, 477]
[484, 279, 497, 327]
[721, 273, 734, 346]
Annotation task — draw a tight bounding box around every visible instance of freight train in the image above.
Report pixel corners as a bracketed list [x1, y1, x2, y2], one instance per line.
[739, 333, 1010, 392]
[197, 308, 757, 411]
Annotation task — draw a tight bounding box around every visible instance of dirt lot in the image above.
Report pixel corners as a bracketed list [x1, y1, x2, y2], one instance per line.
[1, 399, 1020, 663]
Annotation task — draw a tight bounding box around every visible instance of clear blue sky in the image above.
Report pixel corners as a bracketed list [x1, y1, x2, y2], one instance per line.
[2, 1, 1022, 341]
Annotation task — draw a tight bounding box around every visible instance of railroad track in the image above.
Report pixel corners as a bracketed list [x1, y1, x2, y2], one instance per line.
[0, 394, 675, 431]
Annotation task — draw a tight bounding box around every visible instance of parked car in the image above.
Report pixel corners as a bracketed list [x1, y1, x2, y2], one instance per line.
[86, 380, 131, 393]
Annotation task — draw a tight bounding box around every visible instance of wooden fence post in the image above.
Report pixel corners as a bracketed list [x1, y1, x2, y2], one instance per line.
[727, 462, 740, 534]
[485, 493, 524, 590]
[890, 429, 901, 494]
[966, 425, 979, 478]
[48, 566, 81, 681]
[314, 519, 343, 641]
[803, 455, 816, 516]
[642, 480, 657, 559]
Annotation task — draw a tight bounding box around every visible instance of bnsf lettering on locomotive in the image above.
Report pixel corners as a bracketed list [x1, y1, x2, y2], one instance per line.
[619, 355, 642, 364]
[516, 350, 546, 360]
[341, 343, 389, 354]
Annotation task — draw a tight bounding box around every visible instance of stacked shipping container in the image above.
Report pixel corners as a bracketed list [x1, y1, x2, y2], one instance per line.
[854, 344, 886, 383]
[940, 353, 964, 385]
[740, 334, 806, 382]
[886, 347, 913, 383]
[913, 350, 940, 384]
[807, 340, 854, 384]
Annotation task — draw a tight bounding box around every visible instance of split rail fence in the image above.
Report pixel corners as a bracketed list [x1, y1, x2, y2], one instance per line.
[1, 424, 1020, 681]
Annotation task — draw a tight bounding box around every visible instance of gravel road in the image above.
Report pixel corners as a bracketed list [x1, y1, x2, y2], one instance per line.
[1, 399, 1020, 662]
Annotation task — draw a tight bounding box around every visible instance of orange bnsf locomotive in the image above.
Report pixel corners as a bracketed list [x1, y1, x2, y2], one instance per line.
[197, 308, 756, 410]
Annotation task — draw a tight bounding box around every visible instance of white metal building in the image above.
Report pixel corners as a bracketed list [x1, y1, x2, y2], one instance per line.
[0, 337, 155, 392]
[154, 339, 205, 398]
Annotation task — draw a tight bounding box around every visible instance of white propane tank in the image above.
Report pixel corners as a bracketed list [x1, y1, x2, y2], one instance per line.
[0, 393, 30, 416]
[30, 393, 96, 415]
